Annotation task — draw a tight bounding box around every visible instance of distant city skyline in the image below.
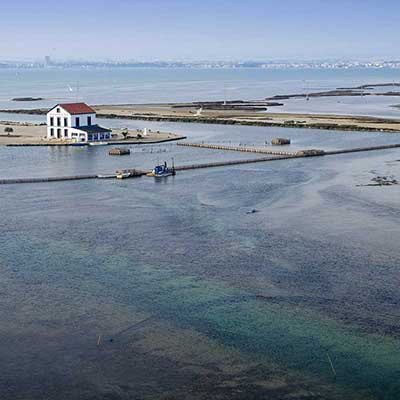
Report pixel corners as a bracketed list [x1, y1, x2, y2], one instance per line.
[0, 56, 400, 69]
[2, 0, 400, 61]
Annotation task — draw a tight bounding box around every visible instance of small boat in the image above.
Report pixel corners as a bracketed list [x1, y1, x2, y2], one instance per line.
[70, 142, 87, 147]
[116, 170, 131, 179]
[246, 209, 259, 215]
[89, 141, 108, 146]
[147, 160, 176, 178]
[116, 172, 130, 179]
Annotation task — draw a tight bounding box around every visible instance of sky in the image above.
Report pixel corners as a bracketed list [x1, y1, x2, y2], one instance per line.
[1, 0, 400, 61]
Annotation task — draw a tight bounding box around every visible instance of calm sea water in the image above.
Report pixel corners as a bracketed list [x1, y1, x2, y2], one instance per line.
[1, 67, 400, 117]
[0, 69, 400, 399]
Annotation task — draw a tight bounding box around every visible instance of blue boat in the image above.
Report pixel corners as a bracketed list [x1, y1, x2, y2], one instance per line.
[147, 161, 176, 177]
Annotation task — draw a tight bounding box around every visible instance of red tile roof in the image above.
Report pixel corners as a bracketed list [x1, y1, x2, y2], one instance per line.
[57, 103, 95, 115]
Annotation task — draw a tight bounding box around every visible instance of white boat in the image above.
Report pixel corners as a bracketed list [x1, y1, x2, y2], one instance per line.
[89, 141, 108, 146]
[116, 172, 131, 179]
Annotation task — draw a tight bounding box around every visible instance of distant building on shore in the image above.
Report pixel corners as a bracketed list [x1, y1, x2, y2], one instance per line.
[46, 103, 112, 142]
[44, 56, 51, 68]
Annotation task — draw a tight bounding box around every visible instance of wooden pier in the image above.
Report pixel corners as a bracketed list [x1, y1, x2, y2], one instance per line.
[177, 141, 301, 156]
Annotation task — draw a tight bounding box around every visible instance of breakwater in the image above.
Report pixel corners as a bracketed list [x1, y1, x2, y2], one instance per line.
[325, 143, 400, 155]
[1, 143, 399, 185]
[174, 155, 294, 171]
[0, 174, 99, 185]
[177, 142, 300, 156]
[177, 141, 400, 156]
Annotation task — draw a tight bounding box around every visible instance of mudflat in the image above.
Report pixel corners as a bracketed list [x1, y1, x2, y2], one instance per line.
[91, 103, 400, 132]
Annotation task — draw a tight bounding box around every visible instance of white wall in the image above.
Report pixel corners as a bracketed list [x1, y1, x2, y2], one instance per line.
[69, 113, 97, 128]
[70, 128, 88, 142]
[46, 105, 96, 139]
[47, 107, 70, 138]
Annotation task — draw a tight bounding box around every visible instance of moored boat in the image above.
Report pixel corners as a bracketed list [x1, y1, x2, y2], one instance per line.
[146, 160, 176, 177]
[70, 142, 87, 147]
[97, 174, 116, 179]
[116, 169, 131, 179]
[115, 168, 143, 179]
[116, 172, 130, 179]
[89, 141, 108, 146]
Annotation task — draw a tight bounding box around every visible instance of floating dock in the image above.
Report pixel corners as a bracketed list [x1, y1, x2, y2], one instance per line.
[271, 137, 291, 145]
[109, 147, 131, 156]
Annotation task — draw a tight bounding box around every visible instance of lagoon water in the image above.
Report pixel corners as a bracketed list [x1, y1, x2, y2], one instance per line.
[2, 67, 400, 117]
[1, 69, 400, 399]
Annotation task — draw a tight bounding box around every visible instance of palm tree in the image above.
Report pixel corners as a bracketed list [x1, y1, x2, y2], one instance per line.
[121, 129, 129, 139]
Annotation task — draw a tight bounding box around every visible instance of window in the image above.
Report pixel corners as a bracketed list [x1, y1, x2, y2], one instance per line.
[50, 128, 54, 136]
[64, 118, 68, 126]
[64, 129, 68, 137]
[87, 116, 92, 126]
[50, 117, 54, 126]
[57, 128, 61, 138]
[75, 117, 80, 127]
[57, 117, 61, 126]
[56, 108, 60, 113]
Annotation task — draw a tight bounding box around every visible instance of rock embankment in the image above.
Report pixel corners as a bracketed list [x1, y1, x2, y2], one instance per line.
[12, 97, 44, 102]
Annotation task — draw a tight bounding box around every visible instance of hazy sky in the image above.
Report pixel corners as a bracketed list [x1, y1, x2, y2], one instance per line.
[1, 0, 400, 61]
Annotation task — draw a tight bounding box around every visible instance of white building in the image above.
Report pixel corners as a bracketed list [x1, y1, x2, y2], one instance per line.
[46, 103, 112, 142]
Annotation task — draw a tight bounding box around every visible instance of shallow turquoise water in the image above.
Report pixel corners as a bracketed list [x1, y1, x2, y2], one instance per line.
[1, 123, 400, 398]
